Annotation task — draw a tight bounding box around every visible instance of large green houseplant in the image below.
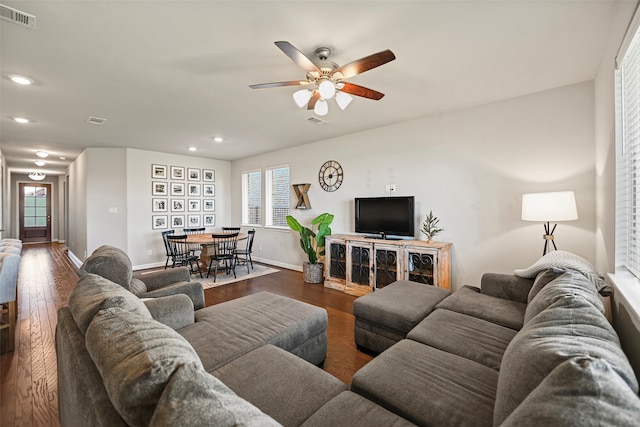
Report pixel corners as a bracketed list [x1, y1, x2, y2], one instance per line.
[286, 212, 334, 283]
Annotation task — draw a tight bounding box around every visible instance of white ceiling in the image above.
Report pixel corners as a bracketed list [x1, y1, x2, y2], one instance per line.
[0, 1, 619, 176]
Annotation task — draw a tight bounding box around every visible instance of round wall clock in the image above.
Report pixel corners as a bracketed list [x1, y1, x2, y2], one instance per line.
[319, 160, 344, 192]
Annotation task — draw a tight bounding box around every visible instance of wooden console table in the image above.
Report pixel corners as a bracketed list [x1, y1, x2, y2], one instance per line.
[323, 235, 451, 296]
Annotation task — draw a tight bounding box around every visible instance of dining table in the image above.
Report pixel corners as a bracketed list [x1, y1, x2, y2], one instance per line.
[185, 232, 248, 273]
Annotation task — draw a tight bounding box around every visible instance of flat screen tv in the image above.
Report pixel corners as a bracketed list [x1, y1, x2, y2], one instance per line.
[355, 196, 415, 239]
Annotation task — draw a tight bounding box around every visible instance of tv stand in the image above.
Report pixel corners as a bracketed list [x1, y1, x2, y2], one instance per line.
[366, 234, 405, 241]
[323, 234, 452, 296]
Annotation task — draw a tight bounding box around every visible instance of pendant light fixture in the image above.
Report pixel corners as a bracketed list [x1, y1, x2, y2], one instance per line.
[28, 171, 46, 181]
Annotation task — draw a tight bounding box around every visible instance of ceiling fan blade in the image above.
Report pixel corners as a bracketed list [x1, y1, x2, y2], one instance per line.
[307, 91, 320, 110]
[332, 49, 396, 80]
[340, 82, 385, 100]
[249, 80, 311, 89]
[275, 41, 321, 76]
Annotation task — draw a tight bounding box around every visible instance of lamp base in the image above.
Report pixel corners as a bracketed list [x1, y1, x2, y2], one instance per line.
[542, 221, 558, 256]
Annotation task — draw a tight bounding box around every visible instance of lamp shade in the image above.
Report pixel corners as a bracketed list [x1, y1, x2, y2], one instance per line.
[314, 99, 328, 116]
[522, 191, 578, 222]
[293, 89, 312, 108]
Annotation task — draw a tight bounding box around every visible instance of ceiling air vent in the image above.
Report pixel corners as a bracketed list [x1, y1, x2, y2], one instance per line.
[307, 117, 327, 125]
[0, 4, 36, 29]
[86, 116, 107, 125]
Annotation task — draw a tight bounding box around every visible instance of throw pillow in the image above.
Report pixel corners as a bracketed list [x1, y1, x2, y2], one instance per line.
[78, 245, 134, 292]
[68, 273, 151, 334]
[501, 356, 640, 426]
[150, 363, 281, 427]
[129, 277, 148, 295]
[86, 307, 203, 427]
[513, 250, 610, 295]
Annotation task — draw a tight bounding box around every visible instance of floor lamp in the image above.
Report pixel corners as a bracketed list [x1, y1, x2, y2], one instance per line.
[522, 191, 578, 256]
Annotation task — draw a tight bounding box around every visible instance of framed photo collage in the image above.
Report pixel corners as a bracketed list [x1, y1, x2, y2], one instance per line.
[151, 164, 215, 230]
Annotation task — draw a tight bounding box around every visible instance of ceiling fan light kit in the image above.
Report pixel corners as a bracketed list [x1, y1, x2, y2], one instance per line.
[250, 41, 395, 116]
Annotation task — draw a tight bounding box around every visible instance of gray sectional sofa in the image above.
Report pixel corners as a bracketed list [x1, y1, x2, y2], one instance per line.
[55, 247, 640, 426]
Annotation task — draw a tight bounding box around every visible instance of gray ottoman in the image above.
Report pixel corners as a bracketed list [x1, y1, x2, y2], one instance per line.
[352, 280, 450, 353]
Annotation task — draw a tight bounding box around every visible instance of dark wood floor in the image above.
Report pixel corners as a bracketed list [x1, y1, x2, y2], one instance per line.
[0, 243, 373, 427]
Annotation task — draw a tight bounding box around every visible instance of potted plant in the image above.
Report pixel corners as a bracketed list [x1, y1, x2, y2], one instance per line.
[421, 210, 443, 243]
[286, 212, 334, 283]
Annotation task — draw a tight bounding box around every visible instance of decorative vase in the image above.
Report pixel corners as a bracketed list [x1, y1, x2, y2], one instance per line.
[303, 262, 324, 284]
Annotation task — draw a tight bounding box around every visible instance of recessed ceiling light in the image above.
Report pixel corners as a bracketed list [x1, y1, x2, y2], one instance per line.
[36, 151, 48, 158]
[212, 137, 224, 143]
[9, 75, 33, 85]
[59, 156, 66, 160]
[188, 147, 197, 152]
[13, 117, 30, 124]
[34, 160, 45, 166]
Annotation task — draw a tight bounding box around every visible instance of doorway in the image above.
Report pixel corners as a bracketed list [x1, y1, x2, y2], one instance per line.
[19, 183, 51, 243]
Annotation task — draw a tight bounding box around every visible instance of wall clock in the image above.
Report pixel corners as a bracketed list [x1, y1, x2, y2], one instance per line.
[319, 160, 343, 192]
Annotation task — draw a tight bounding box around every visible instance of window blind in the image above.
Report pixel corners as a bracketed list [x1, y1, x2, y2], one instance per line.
[265, 165, 290, 227]
[616, 26, 640, 279]
[242, 170, 262, 226]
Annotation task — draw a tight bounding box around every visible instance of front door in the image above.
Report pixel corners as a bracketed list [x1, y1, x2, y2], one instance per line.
[19, 183, 51, 243]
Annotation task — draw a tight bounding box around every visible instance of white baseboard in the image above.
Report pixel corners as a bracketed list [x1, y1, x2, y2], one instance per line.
[252, 256, 300, 272]
[67, 250, 83, 268]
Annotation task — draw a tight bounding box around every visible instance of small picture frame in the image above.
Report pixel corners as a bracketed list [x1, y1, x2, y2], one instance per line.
[203, 184, 215, 197]
[188, 168, 201, 181]
[188, 199, 201, 212]
[188, 183, 200, 196]
[187, 214, 201, 227]
[203, 214, 215, 227]
[152, 181, 168, 196]
[171, 215, 185, 228]
[171, 166, 185, 180]
[152, 198, 168, 212]
[152, 164, 167, 179]
[203, 169, 215, 182]
[152, 215, 168, 229]
[170, 182, 185, 196]
[171, 199, 185, 212]
[203, 199, 215, 212]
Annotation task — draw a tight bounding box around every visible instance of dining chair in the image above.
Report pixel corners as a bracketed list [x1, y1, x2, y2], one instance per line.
[183, 227, 206, 255]
[234, 229, 256, 274]
[166, 235, 203, 278]
[206, 232, 239, 281]
[161, 229, 175, 269]
[222, 227, 241, 233]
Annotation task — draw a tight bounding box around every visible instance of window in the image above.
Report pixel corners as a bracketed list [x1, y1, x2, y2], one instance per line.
[616, 25, 640, 279]
[265, 165, 290, 228]
[242, 170, 262, 226]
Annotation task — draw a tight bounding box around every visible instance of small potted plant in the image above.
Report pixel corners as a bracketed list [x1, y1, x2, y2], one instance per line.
[286, 212, 334, 283]
[421, 211, 443, 243]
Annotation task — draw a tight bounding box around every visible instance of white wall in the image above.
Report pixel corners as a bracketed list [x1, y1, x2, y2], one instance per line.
[67, 150, 88, 259]
[126, 149, 231, 268]
[232, 81, 596, 290]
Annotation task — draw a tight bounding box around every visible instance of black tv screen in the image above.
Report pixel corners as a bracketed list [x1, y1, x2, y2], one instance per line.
[355, 196, 415, 238]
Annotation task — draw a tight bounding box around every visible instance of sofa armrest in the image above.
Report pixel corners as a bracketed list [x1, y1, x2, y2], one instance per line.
[143, 294, 195, 330]
[480, 273, 534, 304]
[137, 267, 191, 291]
[141, 281, 205, 310]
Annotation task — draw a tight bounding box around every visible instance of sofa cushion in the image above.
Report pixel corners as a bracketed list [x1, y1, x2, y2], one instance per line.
[527, 267, 566, 303]
[301, 391, 416, 427]
[85, 307, 202, 427]
[213, 344, 346, 427]
[352, 280, 450, 335]
[150, 363, 281, 427]
[68, 273, 151, 334]
[501, 356, 640, 427]
[524, 269, 604, 324]
[78, 245, 135, 292]
[513, 250, 609, 295]
[129, 277, 148, 295]
[351, 339, 498, 427]
[407, 308, 517, 370]
[435, 285, 526, 330]
[494, 295, 638, 425]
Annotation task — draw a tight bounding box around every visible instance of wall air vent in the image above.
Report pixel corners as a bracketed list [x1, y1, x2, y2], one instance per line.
[0, 4, 36, 29]
[86, 116, 107, 125]
[307, 117, 327, 125]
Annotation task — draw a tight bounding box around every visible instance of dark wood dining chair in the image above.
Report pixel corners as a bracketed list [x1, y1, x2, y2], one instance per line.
[234, 229, 255, 273]
[206, 232, 239, 282]
[166, 235, 203, 278]
[161, 229, 175, 269]
[222, 227, 241, 233]
[183, 227, 206, 255]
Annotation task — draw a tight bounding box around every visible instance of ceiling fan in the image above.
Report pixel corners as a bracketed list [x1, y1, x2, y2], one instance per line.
[249, 41, 396, 116]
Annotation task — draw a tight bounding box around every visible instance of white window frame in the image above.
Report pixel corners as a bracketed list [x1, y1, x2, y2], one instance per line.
[265, 164, 290, 229]
[241, 169, 262, 227]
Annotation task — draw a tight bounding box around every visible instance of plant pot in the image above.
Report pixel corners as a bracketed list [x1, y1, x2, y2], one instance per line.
[303, 262, 324, 284]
